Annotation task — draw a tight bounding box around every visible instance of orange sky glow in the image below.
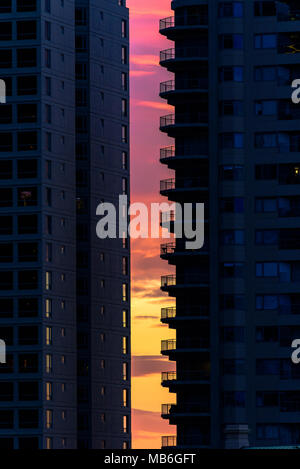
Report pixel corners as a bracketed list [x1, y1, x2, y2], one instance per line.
[128, 0, 177, 449]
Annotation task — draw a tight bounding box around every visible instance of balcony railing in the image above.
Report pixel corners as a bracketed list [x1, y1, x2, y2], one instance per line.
[161, 274, 209, 288]
[161, 338, 210, 351]
[161, 275, 176, 288]
[161, 339, 176, 352]
[160, 112, 208, 128]
[162, 403, 210, 415]
[160, 47, 208, 62]
[161, 436, 176, 447]
[160, 177, 208, 192]
[160, 144, 209, 159]
[160, 78, 208, 94]
[161, 370, 210, 383]
[161, 307, 176, 320]
[160, 243, 176, 255]
[161, 306, 209, 320]
[159, 15, 208, 30]
[161, 371, 177, 383]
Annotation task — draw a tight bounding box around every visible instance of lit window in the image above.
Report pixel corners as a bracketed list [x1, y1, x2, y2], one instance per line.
[46, 437, 52, 449]
[123, 362, 128, 380]
[123, 310, 128, 328]
[45, 298, 52, 318]
[45, 271, 52, 290]
[123, 389, 128, 407]
[46, 354, 52, 373]
[46, 382, 52, 401]
[46, 409, 53, 429]
[46, 326, 52, 345]
[123, 415, 128, 433]
[122, 336, 128, 355]
[122, 283, 128, 302]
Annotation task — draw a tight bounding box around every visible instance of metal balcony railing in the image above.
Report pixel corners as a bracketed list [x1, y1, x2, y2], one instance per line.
[160, 243, 176, 256]
[161, 370, 210, 383]
[160, 177, 208, 192]
[160, 112, 208, 128]
[161, 371, 177, 383]
[161, 339, 176, 352]
[161, 403, 174, 415]
[161, 274, 209, 287]
[159, 14, 208, 30]
[160, 144, 209, 159]
[160, 46, 208, 62]
[162, 403, 210, 415]
[161, 436, 176, 447]
[160, 78, 208, 94]
[161, 307, 176, 320]
[161, 306, 209, 320]
[161, 338, 209, 351]
[161, 275, 176, 288]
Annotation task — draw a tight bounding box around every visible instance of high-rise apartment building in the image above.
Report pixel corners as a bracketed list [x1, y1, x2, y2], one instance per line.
[0, 0, 130, 450]
[159, 0, 300, 449]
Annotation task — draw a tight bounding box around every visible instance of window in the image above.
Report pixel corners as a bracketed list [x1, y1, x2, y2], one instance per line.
[0, 1, 11, 13]
[17, 48, 36, 68]
[122, 46, 127, 64]
[46, 382, 52, 401]
[122, 99, 128, 117]
[255, 34, 277, 49]
[45, 271, 52, 291]
[123, 362, 128, 380]
[122, 152, 128, 170]
[219, 100, 244, 117]
[220, 197, 244, 213]
[222, 327, 245, 343]
[45, 77, 51, 96]
[254, 1, 276, 16]
[222, 359, 245, 375]
[223, 391, 246, 407]
[122, 178, 128, 195]
[122, 72, 128, 90]
[219, 66, 243, 82]
[75, 7, 87, 26]
[123, 415, 129, 433]
[46, 410, 52, 429]
[45, 354, 52, 373]
[220, 263, 244, 278]
[122, 336, 128, 354]
[219, 165, 244, 181]
[122, 20, 127, 38]
[46, 327, 52, 346]
[122, 283, 128, 302]
[219, 34, 243, 49]
[221, 230, 244, 245]
[45, 21, 51, 41]
[255, 100, 277, 116]
[122, 125, 128, 143]
[123, 310, 128, 328]
[45, 299, 52, 318]
[220, 133, 244, 149]
[219, 2, 243, 17]
[17, 21, 36, 40]
[45, 49, 51, 68]
[123, 389, 128, 407]
[255, 230, 278, 245]
[45, 0, 51, 13]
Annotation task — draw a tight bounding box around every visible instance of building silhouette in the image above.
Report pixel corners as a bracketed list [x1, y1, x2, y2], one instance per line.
[159, 0, 300, 449]
[0, 0, 130, 449]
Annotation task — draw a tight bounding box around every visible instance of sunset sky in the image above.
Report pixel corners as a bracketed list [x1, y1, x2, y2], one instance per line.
[128, 0, 177, 449]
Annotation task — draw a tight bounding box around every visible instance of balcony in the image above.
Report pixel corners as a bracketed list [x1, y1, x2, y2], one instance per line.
[160, 112, 208, 133]
[161, 274, 209, 291]
[160, 78, 208, 97]
[160, 145, 209, 166]
[161, 338, 210, 355]
[161, 370, 210, 387]
[159, 14, 208, 38]
[160, 241, 208, 261]
[160, 177, 208, 196]
[161, 306, 209, 323]
[161, 436, 176, 448]
[162, 403, 210, 419]
[160, 47, 208, 69]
